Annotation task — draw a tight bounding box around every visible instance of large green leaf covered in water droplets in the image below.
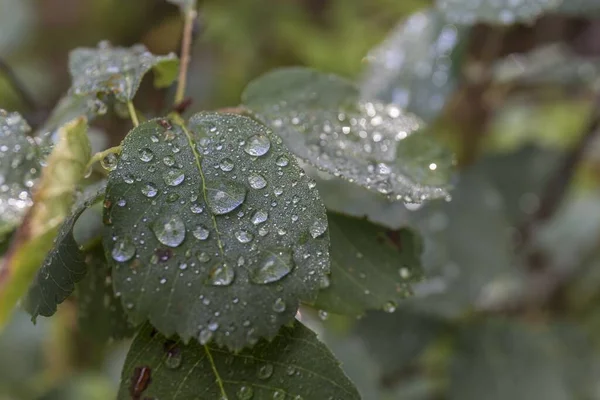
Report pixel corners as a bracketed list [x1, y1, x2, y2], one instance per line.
[68, 42, 179, 102]
[118, 322, 360, 400]
[103, 113, 330, 351]
[242, 67, 453, 203]
[0, 110, 41, 238]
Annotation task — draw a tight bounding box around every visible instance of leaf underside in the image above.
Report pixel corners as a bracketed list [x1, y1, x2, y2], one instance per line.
[242, 67, 453, 203]
[118, 322, 360, 400]
[103, 112, 330, 351]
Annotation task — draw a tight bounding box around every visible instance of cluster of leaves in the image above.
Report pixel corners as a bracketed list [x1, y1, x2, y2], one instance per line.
[3, 0, 600, 399]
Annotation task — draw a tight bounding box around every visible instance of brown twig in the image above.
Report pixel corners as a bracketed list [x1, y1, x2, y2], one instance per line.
[174, 8, 198, 105]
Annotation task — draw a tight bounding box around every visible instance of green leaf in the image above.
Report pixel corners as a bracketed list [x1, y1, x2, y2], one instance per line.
[77, 247, 135, 342]
[243, 67, 453, 203]
[360, 9, 468, 122]
[117, 322, 360, 400]
[22, 181, 107, 320]
[0, 0, 33, 55]
[555, 0, 600, 15]
[68, 42, 179, 102]
[0, 110, 41, 239]
[103, 113, 330, 351]
[314, 213, 422, 316]
[436, 0, 561, 25]
[0, 117, 91, 327]
[166, 0, 197, 10]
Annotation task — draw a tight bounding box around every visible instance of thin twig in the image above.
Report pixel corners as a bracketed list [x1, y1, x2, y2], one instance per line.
[0, 58, 38, 111]
[174, 8, 197, 105]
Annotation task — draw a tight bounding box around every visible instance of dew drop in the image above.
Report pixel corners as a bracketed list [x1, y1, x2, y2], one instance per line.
[192, 225, 210, 240]
[138, 148, 154, 162]
[273, 391, 285, 400]
[207, 263, 235, 286]
[319, 275, 330, 289]
[251, 210, 268, 225]
[272, 298, 286, 313]
[399, 267, 411, 279]
[100, 153, 118, 171]
[275, 155, 289, 167]
[244, 134, 271, 156]
[197, 252, 211, 262]
[141, 183, 158, 198]
[235, 230, 254, 243]
[257, 364, 274, 380]
[165, 346, 182, 369]
[163, 169, 185, 186]
[318, 310, 329, 320]
[152, 215, 186, 247]
[111, 236, 136, 262]
[237, 386, 254, 400]
[309, 219, 327, 238]
[219, 158, 234, 172]
[383, 301, 397, 313]
[198, 328, 213, 344]
[248, 174, 267, 190]
[206, 179, 247, 215]
[250, 250, 294, 284]
[163, 155, 175, 166]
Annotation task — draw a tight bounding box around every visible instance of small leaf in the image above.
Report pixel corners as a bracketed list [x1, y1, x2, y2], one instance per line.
[69, 41, 179, 102]
[314, 213, 422, 316]
[23, 181, 107, 320]
[436, 0, 561, 25]
[118, 322, 360, 400]
[243, 67, 453, 203]
[0, 117, 91, 327]
[0, 110, 41, 238]
[360, 9, 468, 122]
[76, 247, 135, 342]
[103, 113, 330, 350]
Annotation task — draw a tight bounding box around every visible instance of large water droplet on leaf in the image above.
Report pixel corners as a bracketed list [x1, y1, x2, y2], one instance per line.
[192, 225, 210, 240]
[250, 250, 294, 284]
[163, 169, 185, 186]
[251, 210, 268, 225]
[244, 134, 271, 156]
[207, 263, 235, 286]
[152, 215, 186, 247]
[248, 173, 267, 189]
[101, 152, 118, 171]
[111, 236, 136, 262]
[237, 386, 254, 400]
[206, 179, 247, 215]
[257, 363, 274, 379]
[141, 183, 158, 198]
[309, 219, 328, 238]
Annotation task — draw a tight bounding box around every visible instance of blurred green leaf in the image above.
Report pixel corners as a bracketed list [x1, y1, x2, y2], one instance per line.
[555, 0, 600, 15]
[360, 9, 468, 122]
[436, 0, 561, 25]
[118, 322, 360, 400]
[243, 67, 454, 203]
[314, 213, 422, 316]
[0, 110, 40, 239]
[166, 0, 197, 11]
[68, 42, 179, 102]
[0, 117, 90, 328]
[0, 0, 33, 56]
[23, 181, 107, 320]
[103, 113, 330, 351]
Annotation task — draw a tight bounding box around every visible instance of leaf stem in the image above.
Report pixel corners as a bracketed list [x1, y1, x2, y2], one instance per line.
[174, 7, 197, 105]
[86, 146, 123, 172]
[127, 101, 140, 127]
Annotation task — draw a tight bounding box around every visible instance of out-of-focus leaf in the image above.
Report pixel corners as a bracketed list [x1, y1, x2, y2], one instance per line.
[68, 42, 179, 102]
[555, 0, 600, 15]
[0, 110, 41, 239]
[117, 322, 360, 400]
[314, 213, 422, 316]
[360, 9, 468, 122]
[103, 113, 330, 351]
[493, 44, 600, 88]
[37, 373, 116, 400]
[23, 181, 107, 320]
[243, 67, 454, 203]
[447, 320, 596, 400]
[166, 0, 197, 10]
[436, 0, 561, 25]
[0, 117, 90, 328]
[0, 0, 33, 56]
[77, 248, 135, 343]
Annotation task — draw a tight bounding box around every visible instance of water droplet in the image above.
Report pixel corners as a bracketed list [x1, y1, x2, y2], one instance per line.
[197, 252, 211, 262]
[207, 263, 235, 286]
[163, 155, 175, 166]
[244, 134, 271, 156]
[190, 204, 203, 214]
[165, 346, 182, 369]
[275, 155, 289, 167]
[192, 225, 210, 240]
[248, 174, 267, 190]
[250, 250, 294, 284]
[237, 386, 254, 400]
[152, 215, 186, 247]
[399, 267, 411, 279]
[235, 230, 254, 243]
[101, 153, 118, 171]
[286, 366, 296, 375]
[273, 391, 285, 400]
[272, 298, 286, 313]
[257, 364, 274, 380]
[111, 236, 136, 262]
[206, 179, 246, 215]
[139, 148, 154, 162]
[309, 219, 327, 238]
[251, 210, 268, 225]
[164, 170, 185, 186]
[199, 328, 213, 344]
[219, 158, 234, 172]
[141, 183, 158, 198]
[383, 301, 397, 313]
[318, 310, 329, 320]
[319, 275, 330, 289]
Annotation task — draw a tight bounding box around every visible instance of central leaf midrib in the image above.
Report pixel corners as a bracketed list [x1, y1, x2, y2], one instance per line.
[204, 344, 228, 398]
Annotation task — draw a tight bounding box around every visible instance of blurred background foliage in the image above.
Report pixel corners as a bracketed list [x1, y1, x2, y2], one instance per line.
[3, 0, 600, 399]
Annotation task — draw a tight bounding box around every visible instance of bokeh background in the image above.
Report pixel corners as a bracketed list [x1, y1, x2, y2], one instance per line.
[3, 0, 600, 399]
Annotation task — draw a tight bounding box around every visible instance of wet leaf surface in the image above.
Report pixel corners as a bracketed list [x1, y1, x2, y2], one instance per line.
[118, 322, 360, 400]
[436, 0, 561, 25]
[103, 113, 330, 351]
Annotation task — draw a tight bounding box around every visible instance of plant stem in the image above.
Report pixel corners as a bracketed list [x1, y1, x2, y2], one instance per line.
[85, 145, 123, 172]
[127, 101, 140, 127]
[174, 7, 197, 105]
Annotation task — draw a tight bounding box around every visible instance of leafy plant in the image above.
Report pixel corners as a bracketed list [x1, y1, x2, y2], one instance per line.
[2, 0, 600, 399]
